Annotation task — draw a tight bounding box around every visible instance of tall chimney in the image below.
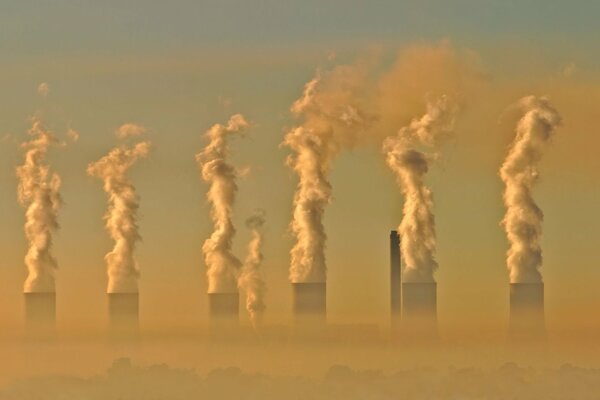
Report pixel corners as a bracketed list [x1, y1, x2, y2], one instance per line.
[509, 283, 545, 341]
[108, 292, 139, 338]
[24, 292, 55, 337]
[390, 230, 401, 332]
[401, 282, 437, 338]
[292, 282, 326, 322]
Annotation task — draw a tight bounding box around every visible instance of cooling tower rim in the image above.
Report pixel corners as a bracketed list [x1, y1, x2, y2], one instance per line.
[23, 291, 56, 295]
[509, 282, 544, 286]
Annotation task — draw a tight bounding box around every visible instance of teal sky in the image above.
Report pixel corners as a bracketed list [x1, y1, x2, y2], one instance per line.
[1, 1, 600, 337]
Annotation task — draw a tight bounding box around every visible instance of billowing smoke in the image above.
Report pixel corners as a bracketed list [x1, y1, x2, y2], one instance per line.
[383, 96, 458, 282]
[196, 114, 249, 293]
[283, 67, 374, 283]
[16, 118, 62, 293]
[500, 96, 561, 283]
[237, 210, 266, 326]
[87, 124, 151, 293]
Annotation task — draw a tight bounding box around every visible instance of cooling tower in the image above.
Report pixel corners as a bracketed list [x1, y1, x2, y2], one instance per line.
[108, 293, 139, 337]
[208, 292, 239, 320]
[24, 292, 56, 335]
[401, 282, 437, 338]
[292, 282, 326, 320]
[509, 283, 545, 341]
[390, 230, 401, 332]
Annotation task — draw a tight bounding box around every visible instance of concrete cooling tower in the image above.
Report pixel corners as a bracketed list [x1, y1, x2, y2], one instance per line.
[292, 282, 326, 321]
[509, 283, 545, 341]
[24, 292, 55, 336]
[401, 282, 437, 338]
[108, 293, 139, 338]
[208, 292, 239, 320]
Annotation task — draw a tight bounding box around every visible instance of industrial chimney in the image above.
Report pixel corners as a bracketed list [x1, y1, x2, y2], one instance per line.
[24, 292, 55, 337]
[108, 292, 139, 338]
[401, 282, 437, 338]
[509, 283, 545, 341]
[390, 230, 401, 333]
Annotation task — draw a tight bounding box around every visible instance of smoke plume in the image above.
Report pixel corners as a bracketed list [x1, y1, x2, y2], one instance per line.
[238, 210, 267, 326]
[383, 96, 458, 282]
[283, 66, 374, 283]
[87, 124, 150, 293]
[500, 96, 561, 283]
[16, 118, 62, 293]
[196, 114, 249, 293]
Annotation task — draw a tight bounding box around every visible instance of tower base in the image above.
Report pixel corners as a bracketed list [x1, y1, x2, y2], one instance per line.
[509, 283, 545, 342]
[401, 282, 437, 340]
[24, 292, 56, 338]
[108, 293, 139, 339]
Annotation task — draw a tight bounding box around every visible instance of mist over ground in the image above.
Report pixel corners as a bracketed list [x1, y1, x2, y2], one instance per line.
[2, 353, 600, 400]
[1, 336, 600, 399]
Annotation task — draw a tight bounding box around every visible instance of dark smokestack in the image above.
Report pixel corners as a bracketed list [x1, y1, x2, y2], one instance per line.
[401, 282, 437, 338]
[390, 230, 401, 331]
[108, 293, 139, 338]
[292, 282, 326, 321]
[509, 283, 545, 341]
[24, 292, 55, 336]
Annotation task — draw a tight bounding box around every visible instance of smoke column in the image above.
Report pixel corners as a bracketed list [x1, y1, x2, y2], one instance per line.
[283, 69, 372, 283]
[196, 114, 249, 293]
[16, 118, 62, 293]
[87, 124, 150, 293]
[238, 210, 266, 326]
[383, 96, 457, 282]
[500, 96, 561, 283]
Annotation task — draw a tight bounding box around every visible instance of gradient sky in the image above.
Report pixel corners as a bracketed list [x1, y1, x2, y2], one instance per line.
[1, 1, 600, 337]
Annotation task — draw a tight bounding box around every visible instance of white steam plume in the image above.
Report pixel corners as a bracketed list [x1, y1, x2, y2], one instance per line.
[196, 114, 249, 293]
[16, 118, 62, 293]
[383, 96, 457, 282]
[87, 124, 150, 293]
[283, 68, 373, 283]
[238, 210, 267, 326]
[500, 96, 561, 283]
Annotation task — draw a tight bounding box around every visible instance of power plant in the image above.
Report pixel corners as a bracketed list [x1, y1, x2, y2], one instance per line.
[509, 282, 545, 341]
[108, 293, 139, 337]
[15, 232, 554, 343]
[390, 230, 401, 333]
[24, 292, 55, 336]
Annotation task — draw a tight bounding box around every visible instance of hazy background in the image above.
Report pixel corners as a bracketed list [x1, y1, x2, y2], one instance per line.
[1, 0, 600, 388]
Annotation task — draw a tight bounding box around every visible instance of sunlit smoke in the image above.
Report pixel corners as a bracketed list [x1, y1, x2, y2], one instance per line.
[238, 210, 267, 326]
[283, 67, 373, 283]
[196, 114, 249, 293]
[383, 96, 457, 282]
[500, 96, 561, 283]
[87, 124, 150, 293]
[16, 118, 62, 293]
[37, 82, 49, 97]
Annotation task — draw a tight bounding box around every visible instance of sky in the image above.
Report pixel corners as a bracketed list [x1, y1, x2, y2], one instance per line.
[1, 0, 600, 342]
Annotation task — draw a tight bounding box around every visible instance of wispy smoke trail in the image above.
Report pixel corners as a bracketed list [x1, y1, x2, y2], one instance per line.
[383, 96, 457, 282]
[238, 210, 267, 326]
[284, 68, 373, 283]
[196, 114, 249, 293]
[500, 96, 561, 283]
[16, 118, 62, 293]
[87, 124, 150, 293]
